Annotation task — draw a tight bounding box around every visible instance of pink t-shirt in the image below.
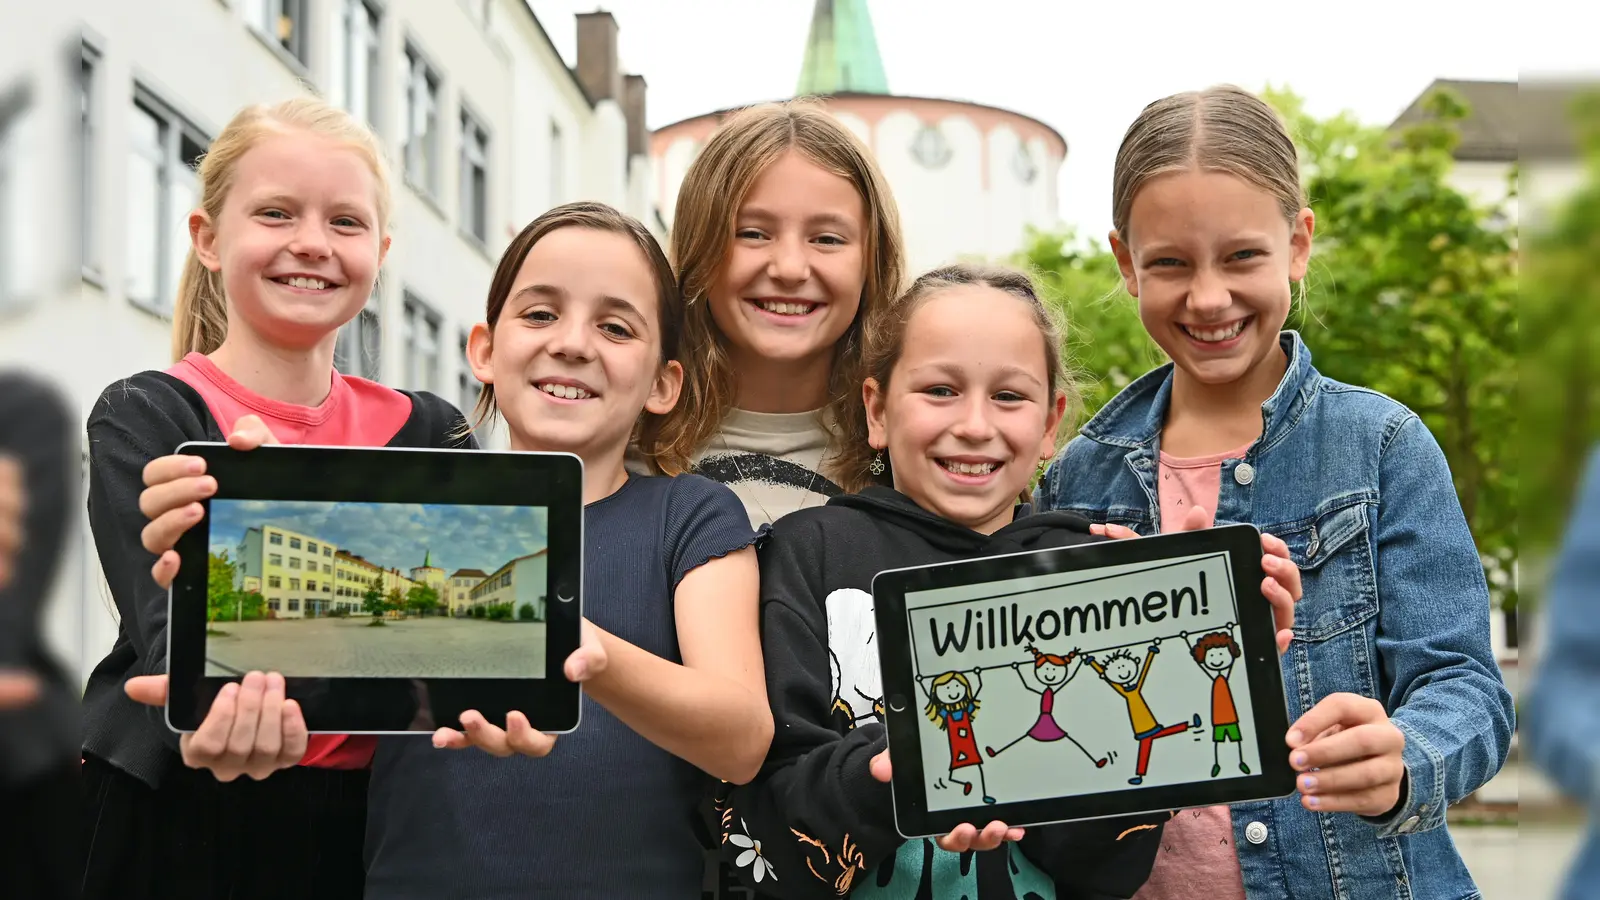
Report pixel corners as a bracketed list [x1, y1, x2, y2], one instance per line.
[167, 352, 416, 770]
[1135, 439, 1255, 900]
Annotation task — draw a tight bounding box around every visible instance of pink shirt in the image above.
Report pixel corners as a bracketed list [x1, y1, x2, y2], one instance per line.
[167, 352, 416, 770]
[1135, 439, 1255, 900]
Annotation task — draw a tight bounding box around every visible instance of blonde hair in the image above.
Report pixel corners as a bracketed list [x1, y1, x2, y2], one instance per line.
[653, 100, 906, 478]
[923, 671, 978, 729]
[1111, 84, 1304, 241]
[837, 263, 1080, 494]
[170, 96, 394, 363]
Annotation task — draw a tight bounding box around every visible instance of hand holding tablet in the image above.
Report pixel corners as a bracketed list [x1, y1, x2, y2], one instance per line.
[872, 523, 1300, 838]
[156, 441, 585, 739]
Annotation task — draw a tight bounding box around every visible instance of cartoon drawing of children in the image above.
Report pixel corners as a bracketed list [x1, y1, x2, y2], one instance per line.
[983, 645, 1107, 768]
[1185, 628, 1249, 777]
[1085, 639, 1202, 786]
[918, 670, 995, 804]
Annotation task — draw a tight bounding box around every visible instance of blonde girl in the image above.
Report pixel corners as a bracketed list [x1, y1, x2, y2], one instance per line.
[83, 96, 473, 900]
[919, 669, 992, 804]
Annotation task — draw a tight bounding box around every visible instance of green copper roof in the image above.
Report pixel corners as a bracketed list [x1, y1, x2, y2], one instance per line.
[795, 0, 889, 96]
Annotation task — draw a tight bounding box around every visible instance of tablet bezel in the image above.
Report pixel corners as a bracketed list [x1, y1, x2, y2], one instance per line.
[166, 442, 584, 736]
[871, 524, 1295, 837]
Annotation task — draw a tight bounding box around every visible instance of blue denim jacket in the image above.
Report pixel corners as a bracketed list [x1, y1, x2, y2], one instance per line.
[1523, 446, 1600, 900]
[1036, 332, 1513, 900]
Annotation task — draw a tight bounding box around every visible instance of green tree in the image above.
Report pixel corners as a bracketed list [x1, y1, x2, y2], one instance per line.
[361, 577, 388, 617]
[206, 550, 267, 622]
[517, 602, 537, 621]
[1519, 90, 1600, 563]
[405, 584, 442, 617]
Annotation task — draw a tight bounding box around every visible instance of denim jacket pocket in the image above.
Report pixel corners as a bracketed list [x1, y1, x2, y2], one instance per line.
[1268, 497, 1379, 643]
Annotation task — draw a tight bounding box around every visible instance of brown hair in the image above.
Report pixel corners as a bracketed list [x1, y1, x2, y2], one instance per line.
[1110, 84, 1304, 241]
[171, 96, 393, 362]
[652, 100, 906, 478]
[1192, 630, 1242, 663]
[468, 202, 683, 465]
[838, 263, 1080, 493]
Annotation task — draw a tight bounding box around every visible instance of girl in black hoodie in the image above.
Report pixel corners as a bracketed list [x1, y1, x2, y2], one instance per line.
[714, 264, 1302, 899]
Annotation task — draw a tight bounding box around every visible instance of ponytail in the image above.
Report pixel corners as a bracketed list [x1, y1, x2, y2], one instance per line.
[171, 248, 229, 362]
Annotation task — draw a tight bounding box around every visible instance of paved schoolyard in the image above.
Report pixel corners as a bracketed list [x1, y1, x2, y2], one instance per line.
[205, 617, 546, 678]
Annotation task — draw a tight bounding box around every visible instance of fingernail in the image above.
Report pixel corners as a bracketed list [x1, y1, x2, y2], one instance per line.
[1287, 729, 1303, 745]
[1306, 795, 1320, 808]
[1300, 775, 1317, 791]
[1292, 752, 1308, 767]
[187, 457, 204, 473]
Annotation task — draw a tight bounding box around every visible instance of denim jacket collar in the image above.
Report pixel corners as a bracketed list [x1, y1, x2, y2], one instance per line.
[1078, 330, 1319, 454]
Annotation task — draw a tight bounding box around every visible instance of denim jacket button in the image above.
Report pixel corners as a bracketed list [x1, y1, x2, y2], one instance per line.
[1398, 815, 1420, 833]
[1244, 821, 1268, 844]
[1234, 463, 1256, 485]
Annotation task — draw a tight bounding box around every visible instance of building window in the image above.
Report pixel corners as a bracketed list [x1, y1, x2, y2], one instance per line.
[126, 88, 207, 314]
[289, 558, 302, 569]
[268, 576, 281, 589]
[288, 598, 300, 611]
[269, 599, 281, 611]
[335, 303, 382, 380]
[1011, 144, 1037, 184]
[459, 109, 489, 242]
[458, 332, 478, 416]
[289, 537, 302, 549]
[80, 43, 100, 276]
[549, 121, 563, 206]
[307, 541, 318, 553]
[247, 0, 310, 67]
[269, 532, 283, 545]
[402, 293, 441, 391]
[324, 546, 333, 557]
[289, 579, 301, 591]
[307, 579, 317, 591]
[909, 124, 952, 170]
[330, 0, 381, 127]
[269, 553, 283, 566]
[0, 83, 31, 312]
[323, 563, 332, 574]
[404, 43, 440, 196]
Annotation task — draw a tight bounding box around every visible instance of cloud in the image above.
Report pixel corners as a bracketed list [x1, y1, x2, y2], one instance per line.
[209, 499, 548, 575]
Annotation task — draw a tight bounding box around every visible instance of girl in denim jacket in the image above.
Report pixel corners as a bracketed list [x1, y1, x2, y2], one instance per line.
[1035, 84, 1514, 900]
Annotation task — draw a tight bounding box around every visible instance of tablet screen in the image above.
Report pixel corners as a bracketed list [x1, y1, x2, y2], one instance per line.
[903, 550, 1263, 813]
[204, 499, 551, 680]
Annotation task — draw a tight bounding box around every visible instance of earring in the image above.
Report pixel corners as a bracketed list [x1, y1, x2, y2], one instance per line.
[869, 449, 886, 476]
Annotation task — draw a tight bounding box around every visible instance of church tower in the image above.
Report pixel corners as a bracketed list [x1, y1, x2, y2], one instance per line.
[795, 0, 889, 96]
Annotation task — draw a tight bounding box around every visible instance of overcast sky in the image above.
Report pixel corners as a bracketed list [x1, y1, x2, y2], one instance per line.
[529, 0, 1590, 238]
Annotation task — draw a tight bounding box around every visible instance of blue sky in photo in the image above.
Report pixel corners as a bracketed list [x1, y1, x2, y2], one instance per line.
[209, 501, 548, 576]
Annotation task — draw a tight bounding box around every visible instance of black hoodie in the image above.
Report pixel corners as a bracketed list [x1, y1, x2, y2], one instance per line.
[713, 486, 1167, 900]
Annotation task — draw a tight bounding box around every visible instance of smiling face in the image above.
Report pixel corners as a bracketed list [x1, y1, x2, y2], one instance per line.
[1110, 169, 1313, 393]
[1204, 646, 1234, 672]
[934, 679, 967, 705]
[468, 226, 682, 464]
[1104, 655, 1139, 686]
[1036, 661, 1066, 685]
[193, 130, 389, 352]
[707, 150, 867, 391]
[865, 285, 1067, 535]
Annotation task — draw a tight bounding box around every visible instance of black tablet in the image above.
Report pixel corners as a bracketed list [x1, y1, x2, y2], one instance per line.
[166, 442, 584, 736]
[871, 524, 1295, 837]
